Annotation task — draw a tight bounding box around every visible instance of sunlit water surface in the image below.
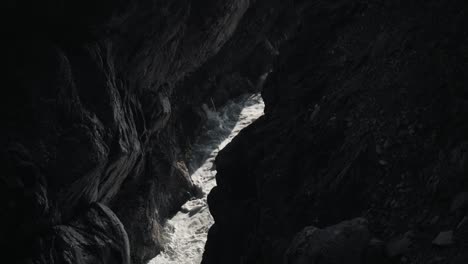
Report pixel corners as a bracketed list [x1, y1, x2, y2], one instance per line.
[150, 94, 265, 264]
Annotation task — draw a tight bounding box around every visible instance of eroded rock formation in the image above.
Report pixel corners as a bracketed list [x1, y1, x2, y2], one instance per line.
[1, 1, 289, 263]
[5, 1, 468, 263]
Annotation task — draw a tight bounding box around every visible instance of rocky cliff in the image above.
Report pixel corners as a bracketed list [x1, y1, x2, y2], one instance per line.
[5, 1, 468, 263]
[204, 1, 468, 264]
[1, 1, 288, 263]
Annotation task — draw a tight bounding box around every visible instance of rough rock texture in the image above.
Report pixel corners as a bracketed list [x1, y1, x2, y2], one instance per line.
[1, 1, 292, 263]
[34, 203, 131, 264]
[204, 1, 468, 264]
[285, 218, 371, 264]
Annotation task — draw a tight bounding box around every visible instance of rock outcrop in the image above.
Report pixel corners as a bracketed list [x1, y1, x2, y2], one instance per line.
[6, 1, 468, 263]
[284, 218, 372, 264]
[204, 1, 468, 264]
[1, 1, 291, 263]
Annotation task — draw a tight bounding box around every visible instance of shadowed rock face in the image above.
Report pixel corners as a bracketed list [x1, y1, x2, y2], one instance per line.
[285, 218, 371, 264]
[204, 1, 468, 264]
[5, 1, 468, 263]
[1, 1, 292, 263]
[36, 203, 131, 264]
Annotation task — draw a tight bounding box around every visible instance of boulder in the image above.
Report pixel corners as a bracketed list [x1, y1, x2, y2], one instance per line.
[432, 231, 454, 247]
[284, 218, 371, 264]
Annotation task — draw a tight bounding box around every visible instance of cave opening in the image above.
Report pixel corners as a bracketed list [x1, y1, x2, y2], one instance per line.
[150, 93, 265, 264]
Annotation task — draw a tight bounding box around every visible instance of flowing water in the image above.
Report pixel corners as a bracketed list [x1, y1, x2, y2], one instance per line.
[150, 94, 265, 264]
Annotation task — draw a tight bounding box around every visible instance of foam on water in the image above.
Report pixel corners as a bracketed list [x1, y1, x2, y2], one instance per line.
[150, 94, 265, 264]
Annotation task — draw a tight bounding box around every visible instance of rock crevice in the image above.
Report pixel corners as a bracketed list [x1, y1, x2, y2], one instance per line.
[1, 1, 289, 263]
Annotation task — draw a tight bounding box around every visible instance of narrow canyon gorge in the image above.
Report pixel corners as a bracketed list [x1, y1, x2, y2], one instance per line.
[2, 1, 468, 264]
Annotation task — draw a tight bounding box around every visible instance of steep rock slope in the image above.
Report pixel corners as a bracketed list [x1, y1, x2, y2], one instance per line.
[1, 1, 290, 263]
[204, 1, 468, 263]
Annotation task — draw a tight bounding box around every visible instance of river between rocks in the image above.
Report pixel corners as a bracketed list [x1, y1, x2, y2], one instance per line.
[149, 93, 265, 264]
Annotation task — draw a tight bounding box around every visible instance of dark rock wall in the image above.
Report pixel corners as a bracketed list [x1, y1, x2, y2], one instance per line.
[1, 1, 289, 263]
[205, 1, 468, 264]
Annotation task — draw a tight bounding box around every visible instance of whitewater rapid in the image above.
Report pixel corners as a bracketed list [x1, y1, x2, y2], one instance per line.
[150, 94, 265, 264]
